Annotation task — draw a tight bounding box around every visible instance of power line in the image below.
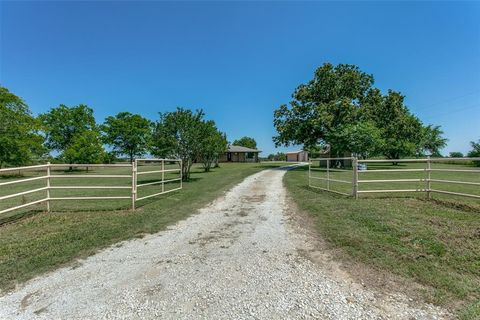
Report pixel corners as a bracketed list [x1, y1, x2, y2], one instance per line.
[414, 90, 480, 112]
[422, 103, 480, 120]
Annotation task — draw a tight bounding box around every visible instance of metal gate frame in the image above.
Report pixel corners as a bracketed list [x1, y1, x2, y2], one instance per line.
[0, 158, 183, 215]
[133, 158, 182, 209]
[308, 157, 480, 200]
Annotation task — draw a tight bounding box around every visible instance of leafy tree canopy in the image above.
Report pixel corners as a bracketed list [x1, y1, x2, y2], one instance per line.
[101, 112, 152, 162]
[420, 125, 448, 157]
[273, 63, 374, 149]
[0, 86, 46, 167]
[39, 104, 97, 151]
[198, 120, 228, 172]
[363, 89, 424, 159]
[232, 136, 257, 149]
[449, 152, 464, 158]
[273, 63, 445, 160]
[62, 130, 105, 165]
[151, 108, 206, 181]
[326, 121, 383, 159]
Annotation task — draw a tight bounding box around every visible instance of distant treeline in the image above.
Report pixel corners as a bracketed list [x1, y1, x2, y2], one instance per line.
[0, 86, 230, 180]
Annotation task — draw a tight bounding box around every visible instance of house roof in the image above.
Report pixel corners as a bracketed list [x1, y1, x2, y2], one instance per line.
[228, 145, 261, 153]
[285, 150, 307, 155]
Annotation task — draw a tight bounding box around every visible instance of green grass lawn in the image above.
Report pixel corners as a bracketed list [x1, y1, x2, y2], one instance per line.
[0, 162, 283, 292]
[286, 165, 480, 319]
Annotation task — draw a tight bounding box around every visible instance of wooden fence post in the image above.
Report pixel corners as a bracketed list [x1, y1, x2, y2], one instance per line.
[308, 160, 311, 187]
[180, 160, 183, 189]
[162, 160, 165, 193]
[326, 159, 330, 191]
[352, 157, 358, 199]
[131, 160, 136, 210]
[427, 156, 431, 200]
[46, 162, 51, 212]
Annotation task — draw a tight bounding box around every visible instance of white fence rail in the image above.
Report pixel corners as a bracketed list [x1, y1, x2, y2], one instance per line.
[309, 157, 480, 201]
[308, 157, 354, 196]
[0, 159, 182, 216]
[133, 159, 182, 206]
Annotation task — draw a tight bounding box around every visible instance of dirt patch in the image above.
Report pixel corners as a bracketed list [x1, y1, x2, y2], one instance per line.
[189, 234, 218, 247]
[237, 209, 249, 217]
[241, 195, 266, 203]
[144, 284, 163, 297]
[20, 291, 39, 311]
[33, 306, 49, 315]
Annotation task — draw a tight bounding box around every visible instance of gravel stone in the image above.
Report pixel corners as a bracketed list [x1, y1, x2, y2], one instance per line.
[0, 167, 450, 319]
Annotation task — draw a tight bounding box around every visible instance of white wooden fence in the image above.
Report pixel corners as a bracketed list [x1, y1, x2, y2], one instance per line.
[308, 157, 354, 196]
[0, 159, 182, 216]
[133, 158, 182, 207]
[309, 157, 480, 200]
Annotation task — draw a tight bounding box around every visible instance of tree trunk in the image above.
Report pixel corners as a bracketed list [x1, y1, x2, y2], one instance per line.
[182, 159, 192, 181]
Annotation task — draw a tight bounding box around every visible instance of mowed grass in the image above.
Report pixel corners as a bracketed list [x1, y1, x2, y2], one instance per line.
[286, 165, 480, 319]
[0, 162, 284, 292]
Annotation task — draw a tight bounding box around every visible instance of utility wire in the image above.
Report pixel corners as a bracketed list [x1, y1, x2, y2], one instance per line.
[414, 90, 480, 112]
[422, 103, 480, 120]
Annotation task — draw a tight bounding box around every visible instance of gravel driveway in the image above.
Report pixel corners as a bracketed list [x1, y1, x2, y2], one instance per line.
[0, 166, 449, 319]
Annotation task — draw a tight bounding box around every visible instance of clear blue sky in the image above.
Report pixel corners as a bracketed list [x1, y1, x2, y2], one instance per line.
[1, 1, 479, 155]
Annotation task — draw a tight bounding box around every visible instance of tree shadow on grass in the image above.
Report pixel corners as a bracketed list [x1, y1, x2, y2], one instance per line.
[0, 204, 142, 226]
[297, 184, 352, 198]
[182, 177, 202, 183]
[0, 209, 45, 226]
[256, 164, 287, 169]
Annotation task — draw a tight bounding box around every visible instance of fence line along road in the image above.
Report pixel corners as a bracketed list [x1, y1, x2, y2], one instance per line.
[308, 157, 480, 200]
[0, 159, 182, 216]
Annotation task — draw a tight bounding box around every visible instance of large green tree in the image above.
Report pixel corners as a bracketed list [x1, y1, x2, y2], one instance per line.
[198, 120, 228, 172]
[0, 87, 45, 167]
[232, 136, 257, 149]
[326, 121, 384, 159]
[363, 89, 424, 159]
[39, 104, 104, 165]
[39, 104, 97, 151]
[273, 63, 443, 161]
[62, 130, 105, 165]
[151, 108, 206, 181]
[101, 112, 152, 162]
[273, 63, 374, 149]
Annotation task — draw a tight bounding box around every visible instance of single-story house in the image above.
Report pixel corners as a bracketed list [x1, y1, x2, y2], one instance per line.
[219, 145, 261, 163]
[286, 150, 309, 162]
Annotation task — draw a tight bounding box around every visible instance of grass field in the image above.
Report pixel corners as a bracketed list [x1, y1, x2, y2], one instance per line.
[0, 162, 284, 292]
[286, 165, 480, 319]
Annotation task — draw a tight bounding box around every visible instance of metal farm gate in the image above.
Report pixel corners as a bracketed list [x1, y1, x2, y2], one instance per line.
[308, 157, 480, 200]
[0, 159, 182, 216]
